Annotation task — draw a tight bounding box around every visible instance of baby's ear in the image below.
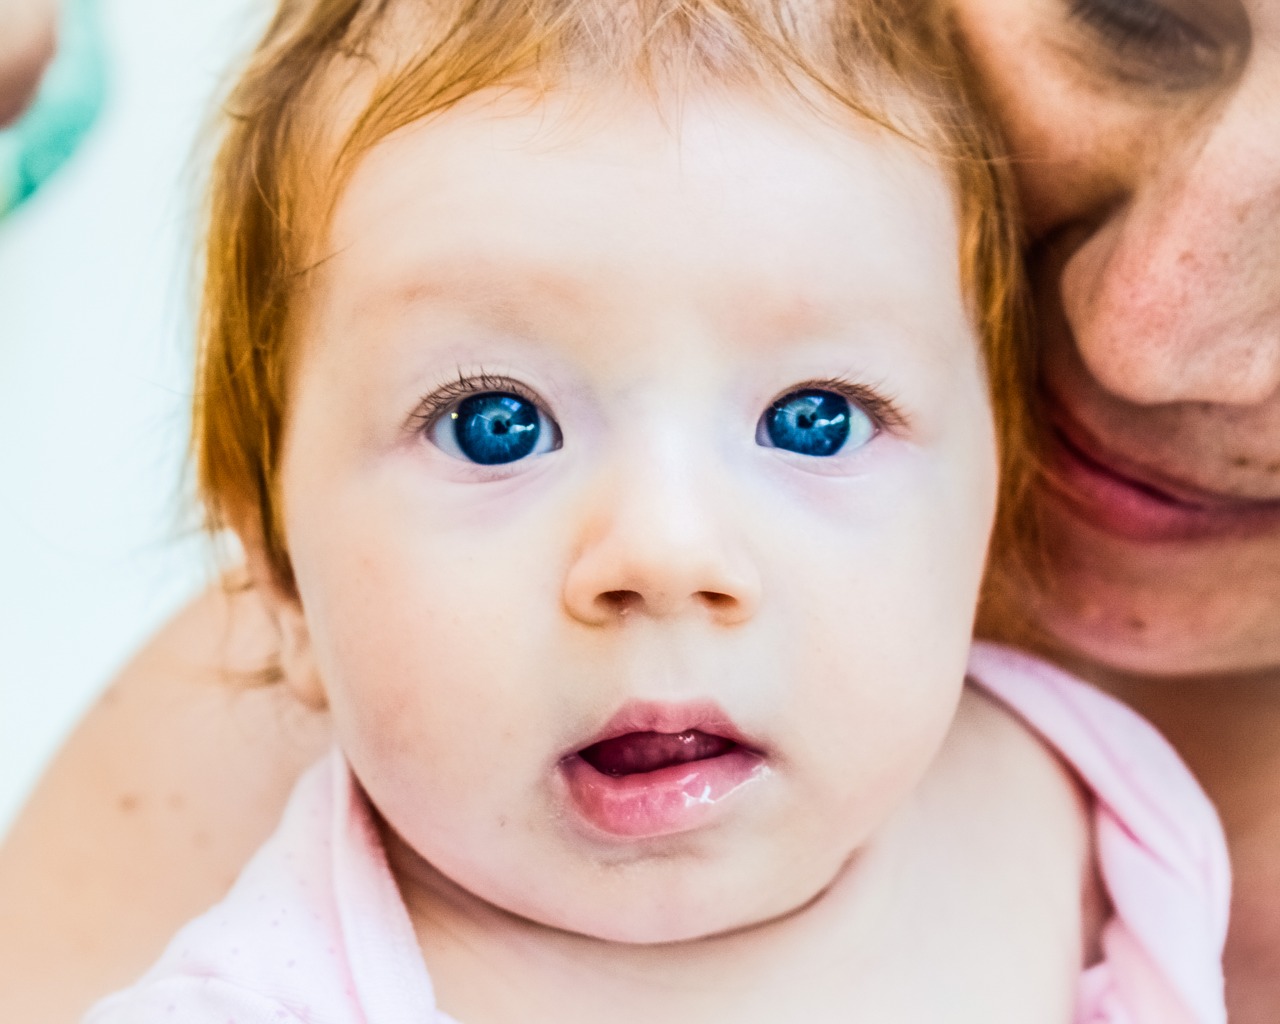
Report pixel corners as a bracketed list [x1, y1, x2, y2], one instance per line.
[237, 522, 329, 712]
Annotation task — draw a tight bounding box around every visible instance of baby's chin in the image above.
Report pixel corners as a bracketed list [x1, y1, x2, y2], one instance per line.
[385, 816, 862, 947]
[501, 858, 850, 946]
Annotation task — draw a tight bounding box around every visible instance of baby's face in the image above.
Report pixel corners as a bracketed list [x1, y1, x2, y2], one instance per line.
[270, 88, 997, 943]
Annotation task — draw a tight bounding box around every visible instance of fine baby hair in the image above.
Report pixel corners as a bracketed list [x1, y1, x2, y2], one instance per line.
[84, 1, 1231, 1022]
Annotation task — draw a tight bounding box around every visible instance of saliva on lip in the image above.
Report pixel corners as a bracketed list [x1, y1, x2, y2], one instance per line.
[680, 760, 772, 807]
[685, 782, 716, 807]
[562, 744, 772, 839]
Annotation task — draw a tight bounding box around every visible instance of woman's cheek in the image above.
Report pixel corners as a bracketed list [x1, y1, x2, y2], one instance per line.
[950, 0, 1180, 239]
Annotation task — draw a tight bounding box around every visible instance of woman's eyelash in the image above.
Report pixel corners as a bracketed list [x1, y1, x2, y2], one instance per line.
[1066, 0, 1207, 54]
[408, 371, 540, 432]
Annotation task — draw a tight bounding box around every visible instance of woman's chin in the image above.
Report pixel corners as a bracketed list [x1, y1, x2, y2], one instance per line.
[1007, 493, 1280, 682]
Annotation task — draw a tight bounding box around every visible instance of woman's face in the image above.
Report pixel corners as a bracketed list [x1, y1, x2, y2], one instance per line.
[954, 0, 1280, 678]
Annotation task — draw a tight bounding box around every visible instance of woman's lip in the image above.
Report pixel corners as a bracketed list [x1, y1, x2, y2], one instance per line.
[560, 748, 769, 840]
[1044, 409, 1280, 543]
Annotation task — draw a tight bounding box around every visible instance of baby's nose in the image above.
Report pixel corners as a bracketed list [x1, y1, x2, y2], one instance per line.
[561, 434, 761, 627]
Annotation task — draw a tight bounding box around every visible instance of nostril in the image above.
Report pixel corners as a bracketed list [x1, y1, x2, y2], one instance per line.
[599, 590, 642, 614]
[581, 586, 752, 622]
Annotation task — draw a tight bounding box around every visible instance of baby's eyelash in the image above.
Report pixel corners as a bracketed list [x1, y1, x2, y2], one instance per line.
[792, 376, 909, 432]
[407, 370, 542, 432]
[407, 371, 906, 436]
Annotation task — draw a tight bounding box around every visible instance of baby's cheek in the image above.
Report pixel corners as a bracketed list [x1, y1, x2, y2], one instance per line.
[779, 530, 972, 814]
[322, 583, 543, 790]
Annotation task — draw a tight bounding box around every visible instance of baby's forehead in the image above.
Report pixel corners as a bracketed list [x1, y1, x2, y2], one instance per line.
[271, 0, 964, 314]
[301, 88, 967, 378]
[320, 77, 951, 258]
[290, 0, 945, 206]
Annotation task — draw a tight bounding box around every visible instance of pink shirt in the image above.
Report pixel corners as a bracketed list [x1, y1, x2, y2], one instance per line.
[85, 643, 1230, 1024]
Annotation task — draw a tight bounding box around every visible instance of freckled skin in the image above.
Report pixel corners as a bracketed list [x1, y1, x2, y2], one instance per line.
[952, 0, 1280, 675]
[951, 2, 1280, 1021]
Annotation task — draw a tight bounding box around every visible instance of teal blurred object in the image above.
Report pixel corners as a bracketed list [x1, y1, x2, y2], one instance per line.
[0, 0, 107, 217]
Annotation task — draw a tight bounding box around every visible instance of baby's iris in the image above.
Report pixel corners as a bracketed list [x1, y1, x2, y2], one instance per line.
[761, 389, 873, 457]
[442, 392, 548, 465]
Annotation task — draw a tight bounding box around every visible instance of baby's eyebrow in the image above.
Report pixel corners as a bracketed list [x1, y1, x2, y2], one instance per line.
[359, 253, 603, 322]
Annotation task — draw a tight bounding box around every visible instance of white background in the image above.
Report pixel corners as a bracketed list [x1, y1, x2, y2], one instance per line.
[0, 0, 265, 832]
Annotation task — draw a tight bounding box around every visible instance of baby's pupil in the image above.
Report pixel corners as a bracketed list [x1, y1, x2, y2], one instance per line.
[765, 390, 851, 457]
[454, 393, 541, 465]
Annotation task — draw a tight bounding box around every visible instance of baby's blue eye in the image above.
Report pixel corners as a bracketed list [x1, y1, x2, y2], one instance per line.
[759, 389, 874, 457]
[430, 392, 558, 465]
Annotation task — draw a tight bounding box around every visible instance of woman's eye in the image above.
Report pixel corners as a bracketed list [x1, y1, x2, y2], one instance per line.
[1065, 0, 1229, 80]
[758, 389, 875, 458]
[429, 391, 559, 465]
[1070, 0, 1194, 48]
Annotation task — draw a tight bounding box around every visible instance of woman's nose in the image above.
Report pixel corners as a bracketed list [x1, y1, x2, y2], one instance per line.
[1059, 61, 1280, 408]
[562, 434, 762, 628]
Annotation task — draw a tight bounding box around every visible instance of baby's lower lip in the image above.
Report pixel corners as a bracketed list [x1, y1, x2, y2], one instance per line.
[560, 731, 767, 840]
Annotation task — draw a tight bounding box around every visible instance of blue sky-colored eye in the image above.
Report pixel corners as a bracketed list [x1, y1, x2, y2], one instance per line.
[759, 389, 875, 457]
[430, 392, 558, 465]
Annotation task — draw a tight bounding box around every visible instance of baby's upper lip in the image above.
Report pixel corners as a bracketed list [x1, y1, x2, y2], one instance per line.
[1048, 402, 1280, 512]
[564, 699, 761, 761]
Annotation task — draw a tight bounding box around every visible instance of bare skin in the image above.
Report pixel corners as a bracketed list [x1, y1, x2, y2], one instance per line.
[4, 0, 1280, 1020]
[0, 12, 290, 1013]
[397, 690, 1093, 1024]
[0, 58, 1101, 1024]
[233, 89, 1092, 1024]
[0, 0, 57, 127]
[0, 581, 1094, 1024]
[951, 0, 1280, 1020]
[0, 580, 329, 1023]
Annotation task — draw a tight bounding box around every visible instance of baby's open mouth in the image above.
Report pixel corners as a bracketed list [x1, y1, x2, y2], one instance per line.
[578, 729, 738, 777]
[560, 703, 768, 839]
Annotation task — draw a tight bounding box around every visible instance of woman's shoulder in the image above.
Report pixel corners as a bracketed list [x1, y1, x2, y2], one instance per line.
[0, 576, 330, 1023]
[83, 752, 440, 1024]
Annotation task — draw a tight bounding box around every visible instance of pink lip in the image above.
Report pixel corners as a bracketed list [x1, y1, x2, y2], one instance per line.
[1044, 406, 1280, 543]
[559, 701, 769, 840]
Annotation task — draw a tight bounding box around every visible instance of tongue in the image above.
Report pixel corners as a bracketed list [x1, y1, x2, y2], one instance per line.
[580, 730, 735, 777]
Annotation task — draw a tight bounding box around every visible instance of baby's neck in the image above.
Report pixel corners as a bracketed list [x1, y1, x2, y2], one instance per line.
[379, 690, 1090, 1024]
[384, 819, 897, 1023]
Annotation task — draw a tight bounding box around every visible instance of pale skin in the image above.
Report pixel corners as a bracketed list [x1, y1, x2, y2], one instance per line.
[392, 690, 1090, 1024]
[4, 0, 1280, 1020]
[2, 79, 1098, 1021]
[260, 89, 1090, 1022]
